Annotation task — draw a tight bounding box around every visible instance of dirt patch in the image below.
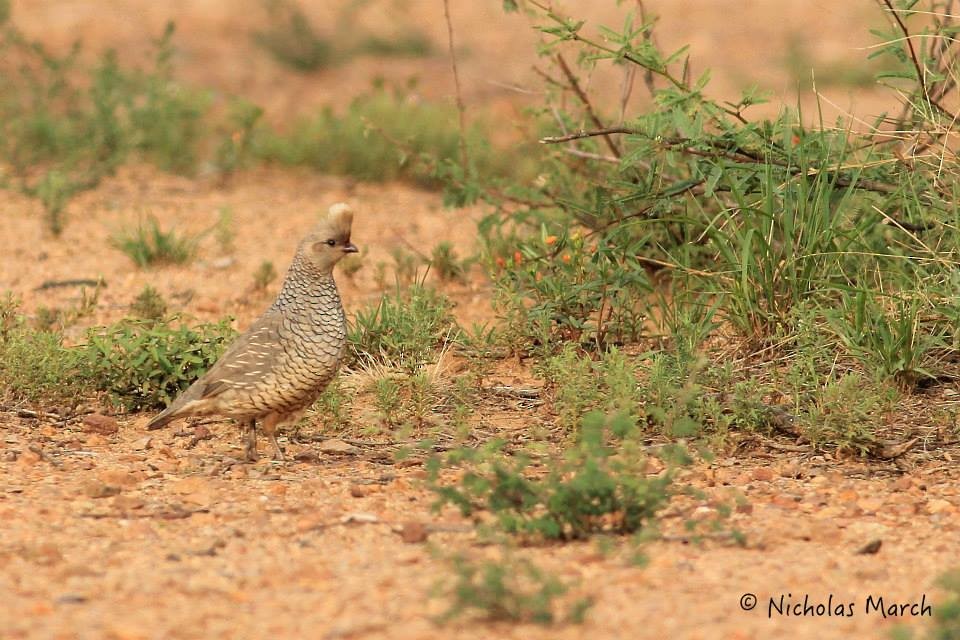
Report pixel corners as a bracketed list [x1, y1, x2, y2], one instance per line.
[1, 410, 958, 639]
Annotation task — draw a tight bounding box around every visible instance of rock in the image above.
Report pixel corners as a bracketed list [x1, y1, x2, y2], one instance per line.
[187, 538, 226, 557]
[172, 476, 217, 505]
[927, 498, 955, 515]
[341, 512, 378, 525]
[856, 497, 885, 514]
[350, 484, 369, 498]
[132, 436, 153, 451]
[211, 257, 235, 269]
[751, 467, 775, 482]
[82, 414, 118, 435]
[20, 542, 63, 566]
[15, 449, 42, 467]
[112, 495, 145, 511]
[856, 539, 882, 555]
[82, 481, 120, 499]
[398, 521, 429, 544]
[97, 469, 142, 488]
[318, 439, 359, 455]
[292, 450, 319, 463]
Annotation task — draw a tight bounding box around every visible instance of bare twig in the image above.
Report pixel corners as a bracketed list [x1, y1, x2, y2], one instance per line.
[35, 278, 106, 290]
[879, 0, 959, 122]
[442, 0, 469, 171]
[560, 147, 621, 163]
[635, 0, 657, 97]
[540, 126, 637, 144]
[555, 54, 622, 158]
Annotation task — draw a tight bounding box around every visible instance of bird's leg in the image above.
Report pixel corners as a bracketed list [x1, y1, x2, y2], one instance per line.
[262, 414, 285, 462]
[242, 418, 258, 462]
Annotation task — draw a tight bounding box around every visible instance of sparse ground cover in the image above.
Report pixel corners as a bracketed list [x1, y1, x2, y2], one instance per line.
[3, 1, 960, 639]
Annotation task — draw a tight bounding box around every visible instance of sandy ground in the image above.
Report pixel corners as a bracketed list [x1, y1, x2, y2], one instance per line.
[1, 403, 958, 640]
[2, 1, 959, 639]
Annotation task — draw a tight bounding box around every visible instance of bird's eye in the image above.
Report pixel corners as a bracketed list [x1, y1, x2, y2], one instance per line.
[325, 239, 336, 247]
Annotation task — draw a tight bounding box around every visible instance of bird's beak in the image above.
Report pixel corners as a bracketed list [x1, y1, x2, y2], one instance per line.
[342, 243, 359, 254]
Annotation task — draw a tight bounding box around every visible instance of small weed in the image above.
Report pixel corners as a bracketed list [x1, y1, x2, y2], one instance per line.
[0, 297, 92, 408]
[252, 260, 278, 292]
[84, 316, 235, 411]
[130, 285, 168, 321]
[829, 291, 947, 391]
[310, 378, 352, 432]
[428, 412, 678, 541]
[339, 253, 363, 279]
[214, 206, 236, 253]
[112, 217, 200, 267]
[373, 376, 403, 427]
[391, 248, 422, 286]
[349, 284, 459, 371]
[799, 372, 896, 456]
[430, 241, 472, 283]
[32, 170, 82, 236]
[355, 32, 433, 58]
[437, 553, 590, 625]
[488, 227, 652, 352]
[891, 568, 960, 639]
[214, 99, 264, 178]
[254, 86, 513, 188]
[253, 1, 332, 72]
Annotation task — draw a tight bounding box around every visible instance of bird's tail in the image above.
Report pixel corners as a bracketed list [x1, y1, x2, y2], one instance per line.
[145, 405, 180, 430]
[145, 381, 208, 430]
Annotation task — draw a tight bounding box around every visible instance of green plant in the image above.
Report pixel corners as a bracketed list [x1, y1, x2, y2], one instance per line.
[84, 317, 235, 411]
[437, 553, 591, 625]
[799, 372, 896, 455]
[130, 285, 168, 321]
[349, 284, 459, 371]
[372, 376, 403, 427]
[0, 296, 93, 408]
[253, 1, 332, 72]
[126, 23, 210, 174]
[0, 19, 211, 230]
[390, 247, 422, 286]
[429, 412, 679, 541]
[829, 291, 947, 390]
[891, 568, 960, 640]
[355, 31, 433, 58]
[310, 378, 352, 432]
[214, 99, 264, 178]
[254, 85, 524, 188]
[430, 241, 471, 282]
[252, 260, 278, 291]
[214, 206, 236, 253]
[112, 216, 200, 267]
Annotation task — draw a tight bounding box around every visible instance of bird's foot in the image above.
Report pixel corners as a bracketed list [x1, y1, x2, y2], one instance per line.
[268, 435, 285, 462]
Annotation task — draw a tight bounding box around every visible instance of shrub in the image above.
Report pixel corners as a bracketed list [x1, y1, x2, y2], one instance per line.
[349, 284, 460, 371]
[112, 217, 200, 267]
[84, 317, 235, 411]
[437, 553, 591, 625]
[428, 412, 679, 541]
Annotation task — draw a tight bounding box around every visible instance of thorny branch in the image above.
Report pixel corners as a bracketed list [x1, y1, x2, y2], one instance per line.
[555, 54, 622, 158]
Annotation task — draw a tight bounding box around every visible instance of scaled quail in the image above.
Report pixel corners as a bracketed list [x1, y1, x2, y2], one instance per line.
[145, 203, 358, 461]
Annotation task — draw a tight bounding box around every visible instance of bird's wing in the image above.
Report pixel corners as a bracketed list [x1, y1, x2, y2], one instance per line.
[198, 311, 286, 399]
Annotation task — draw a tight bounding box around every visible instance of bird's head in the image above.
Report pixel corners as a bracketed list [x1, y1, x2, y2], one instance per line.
[299, 203, 359, 273]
